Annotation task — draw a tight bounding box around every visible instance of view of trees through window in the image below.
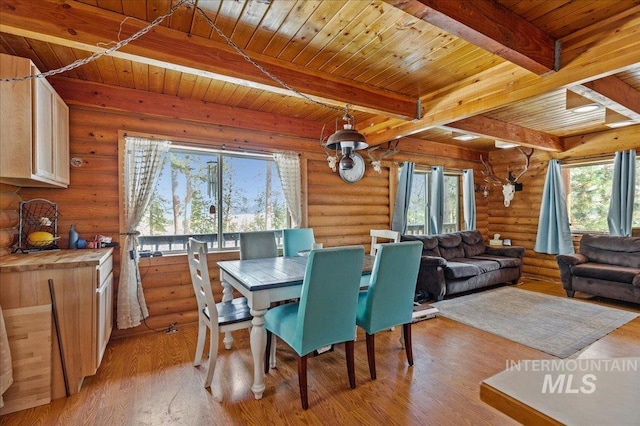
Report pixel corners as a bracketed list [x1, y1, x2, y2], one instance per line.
[407, 171, 460, 234]
[140, 148, 287, 252]
[565, 158, 640, 233]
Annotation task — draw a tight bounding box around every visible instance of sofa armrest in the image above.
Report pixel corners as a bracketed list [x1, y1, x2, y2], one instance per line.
[556, 253, 588, 266]
[420, 255, 447, 267]
[556, 254, 588, 291]
[416, 255, 447, 301]
[485, 246, 525, 259]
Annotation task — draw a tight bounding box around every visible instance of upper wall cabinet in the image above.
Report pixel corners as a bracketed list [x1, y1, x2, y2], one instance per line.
[0, 53, 69, 188]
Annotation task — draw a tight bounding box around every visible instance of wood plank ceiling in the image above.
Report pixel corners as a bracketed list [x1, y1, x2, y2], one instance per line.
[0, 0, 639, 154]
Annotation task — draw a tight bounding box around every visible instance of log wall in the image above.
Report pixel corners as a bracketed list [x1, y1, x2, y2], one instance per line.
[14, 103, 486, 338]
[0, 184, 21, 258]
[10, 87, 635, 338]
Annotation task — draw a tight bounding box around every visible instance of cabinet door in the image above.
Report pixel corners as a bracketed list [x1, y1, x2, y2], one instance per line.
[53, 95, 69, 185]
[96, 271, 113, 368]
[32, 78, 55, 181]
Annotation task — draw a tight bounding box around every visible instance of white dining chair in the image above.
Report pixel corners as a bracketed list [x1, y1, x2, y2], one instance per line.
[187, 237, 252, 390]
[369, 229, 401, 256]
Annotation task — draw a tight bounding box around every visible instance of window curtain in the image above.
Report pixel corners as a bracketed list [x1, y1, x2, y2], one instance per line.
[274, 151, 302, 228]
[534, 159, 574, 255]
[462, 169, 476, 230]
[608, 149, 636, 237]
[118, 136, 171, 330]
[429, 165, 444, 234]
[391, 161, 414, 234]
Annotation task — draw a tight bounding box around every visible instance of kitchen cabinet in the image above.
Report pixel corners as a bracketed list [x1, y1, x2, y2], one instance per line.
[0, 248, 113, 414]
[0, 53, 69, 188]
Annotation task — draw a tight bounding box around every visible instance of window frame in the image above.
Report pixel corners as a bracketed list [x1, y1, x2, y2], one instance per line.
[118, 132, 290, 255]
[406, 167, 462, 235]
[561, 156, 640, 235]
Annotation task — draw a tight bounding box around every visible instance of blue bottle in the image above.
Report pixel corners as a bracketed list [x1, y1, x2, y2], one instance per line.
[69, 224, 79, 249]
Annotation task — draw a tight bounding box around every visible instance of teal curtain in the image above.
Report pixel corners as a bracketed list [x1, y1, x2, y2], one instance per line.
[608, 150, 636, 237]
[462, 169, 476, 230]
[391, 162, 414, 234]
[429, 166, 444, 234]
[534, 160, 574, 255]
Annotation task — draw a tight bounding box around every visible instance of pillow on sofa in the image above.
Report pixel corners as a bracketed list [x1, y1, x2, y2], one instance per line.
[460, 230, 486, 257]
[437, 233, 465, 260]
[401, 234, 441, 256]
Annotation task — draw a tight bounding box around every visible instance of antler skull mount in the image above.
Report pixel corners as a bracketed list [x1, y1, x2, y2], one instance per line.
[481, 148, 534, 207]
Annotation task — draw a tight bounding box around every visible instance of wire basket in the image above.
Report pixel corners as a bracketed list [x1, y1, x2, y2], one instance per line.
[17, 198, 60, 252]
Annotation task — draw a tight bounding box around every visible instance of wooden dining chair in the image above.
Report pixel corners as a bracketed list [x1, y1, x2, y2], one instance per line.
[282, 228, 315, 257]
[187, 238, 252, 390]
[264, 246, 365, 409]
[239, 231, 278, 260]
[369, 229, 401, 256]
[356, 241, 422, 380]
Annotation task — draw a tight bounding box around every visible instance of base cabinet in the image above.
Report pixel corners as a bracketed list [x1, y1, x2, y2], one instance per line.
[0, 249, 113, 414]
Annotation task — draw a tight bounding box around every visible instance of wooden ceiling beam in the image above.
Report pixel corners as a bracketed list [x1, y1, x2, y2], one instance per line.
[443, 116, 562, 152]
[0, 0, 417, 119]
[570, 76, 640, 121]
[362, 11, 640, 149]
[49, 77, 325, 141]
[384, 0, 557, 75]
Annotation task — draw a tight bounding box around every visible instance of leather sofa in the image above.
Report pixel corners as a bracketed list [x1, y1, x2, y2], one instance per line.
[556, 234, 640, 304]
[401, 230, 524, 301]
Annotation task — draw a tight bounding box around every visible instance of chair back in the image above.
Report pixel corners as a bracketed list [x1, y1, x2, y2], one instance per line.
[282, 228, 315, 257]
[293, 246, 364, 356]
[369, 229, 400, 256]
[187, 238, 218, 330]
[360, 241, 422, 334]
[239, 231, 278, 260]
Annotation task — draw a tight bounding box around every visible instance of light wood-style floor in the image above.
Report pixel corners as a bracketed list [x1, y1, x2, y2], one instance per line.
[2, 279, 639, 425]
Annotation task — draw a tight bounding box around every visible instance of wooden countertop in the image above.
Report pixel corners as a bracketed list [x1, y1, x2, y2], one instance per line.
[0, 248, 113, 272]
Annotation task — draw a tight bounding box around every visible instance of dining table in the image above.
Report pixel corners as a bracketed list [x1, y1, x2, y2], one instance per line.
[217, 253, 374, 399]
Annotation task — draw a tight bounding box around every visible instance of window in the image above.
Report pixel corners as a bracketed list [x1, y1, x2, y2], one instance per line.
[138, 146, 287, 253]
[563, 158, 640, 233]
[406, 170, 460, 234]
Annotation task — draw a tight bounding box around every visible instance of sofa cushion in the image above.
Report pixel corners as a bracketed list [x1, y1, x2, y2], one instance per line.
[580, 235, 640, 268]
[402, 234, 441, 257]
[460, 230, 486, 257]
[472, 255, 521, 269]
[452, 258, 501, 273]
[572, 263, 640, 284]
[444, 261, 480, 279]
[437, 233, 465, 260]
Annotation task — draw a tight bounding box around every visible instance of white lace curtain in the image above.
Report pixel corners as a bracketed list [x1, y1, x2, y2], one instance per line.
[118, 136, 171, 329]
[273, 151, 302, 227]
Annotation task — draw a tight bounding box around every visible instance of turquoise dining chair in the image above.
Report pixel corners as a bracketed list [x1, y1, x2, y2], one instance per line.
[239, 231, 278, 260]
[282, 228, 315, 257]
[356, 241, 422, 380]
[264, 245, 365, 410]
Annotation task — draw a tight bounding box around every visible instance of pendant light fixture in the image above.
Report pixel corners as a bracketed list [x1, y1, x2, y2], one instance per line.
[324, 105, 368, 170]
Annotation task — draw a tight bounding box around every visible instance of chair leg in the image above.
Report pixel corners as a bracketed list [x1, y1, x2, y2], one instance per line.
[403, 323, 414, 366]
[297, 354, 309, 410]
[194, 320, 206, 366]
[365, 333, 376, 380]
[204, 328, 219, 388]
[264, 331, 272, 374]
[345, 340, 356, 389]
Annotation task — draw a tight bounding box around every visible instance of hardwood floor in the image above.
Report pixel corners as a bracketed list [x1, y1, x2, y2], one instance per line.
[1, 279, 638, 425]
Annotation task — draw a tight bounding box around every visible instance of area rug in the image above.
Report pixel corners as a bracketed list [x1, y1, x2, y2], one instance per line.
[431, 287, 638, 358]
